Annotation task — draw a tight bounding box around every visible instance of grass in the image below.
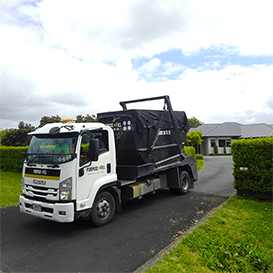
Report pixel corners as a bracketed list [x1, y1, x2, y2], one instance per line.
[146, 195, 273, 273]
[0, 170, 22, 207]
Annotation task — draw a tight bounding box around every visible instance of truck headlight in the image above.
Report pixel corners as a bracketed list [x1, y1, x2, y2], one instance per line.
[60, 190, 71, 200]
[59, 178, 72, 201]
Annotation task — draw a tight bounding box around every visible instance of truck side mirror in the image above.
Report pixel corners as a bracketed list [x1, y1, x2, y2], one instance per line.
[88, 139, 99, 161]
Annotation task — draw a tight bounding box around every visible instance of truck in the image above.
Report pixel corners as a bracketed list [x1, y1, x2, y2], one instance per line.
[20, 96, 198, 226]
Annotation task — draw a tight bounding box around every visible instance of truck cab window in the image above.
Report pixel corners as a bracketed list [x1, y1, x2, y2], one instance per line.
[27, 134, 77, 164]
[80, 130, 109, 166]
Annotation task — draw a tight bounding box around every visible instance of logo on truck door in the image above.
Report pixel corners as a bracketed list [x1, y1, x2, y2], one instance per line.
[86, 165, 106, 174]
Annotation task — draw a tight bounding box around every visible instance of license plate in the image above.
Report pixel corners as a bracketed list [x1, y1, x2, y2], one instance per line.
[33, 203, 42, 212]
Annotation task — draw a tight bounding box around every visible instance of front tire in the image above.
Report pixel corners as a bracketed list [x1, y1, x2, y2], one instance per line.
[90, 191, 115, 227]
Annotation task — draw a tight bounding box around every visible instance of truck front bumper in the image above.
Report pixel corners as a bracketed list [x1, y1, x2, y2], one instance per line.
[19, 195, 74, 223]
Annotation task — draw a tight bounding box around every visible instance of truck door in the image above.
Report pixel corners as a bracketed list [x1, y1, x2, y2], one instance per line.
[77, 129, 112, 208]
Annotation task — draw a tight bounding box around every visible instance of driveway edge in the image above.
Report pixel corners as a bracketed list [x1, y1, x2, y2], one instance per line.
[134, 196, 232, 273]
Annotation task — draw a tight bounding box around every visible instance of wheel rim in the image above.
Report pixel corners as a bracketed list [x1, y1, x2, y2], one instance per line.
[96, 199, 110, 220]
[181, 175, 189, 191]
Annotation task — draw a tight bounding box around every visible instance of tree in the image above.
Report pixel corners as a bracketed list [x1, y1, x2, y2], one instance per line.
[185, 130, 203, 147]
[188, 117, 203, 128]
[0, 128, 14, 145]
[1, 122, 35, 146]
[18, 121, 33, 130]
[76, 114, 97, 123]
[38, 115, 61, 128]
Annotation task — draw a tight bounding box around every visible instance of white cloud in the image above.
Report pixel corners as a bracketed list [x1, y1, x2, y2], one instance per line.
[0, 0, 272, 130]
[176, 64, 273, 123]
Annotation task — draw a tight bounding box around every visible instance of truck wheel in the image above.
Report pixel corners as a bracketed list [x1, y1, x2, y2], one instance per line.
[90, 191, 115, 227]
[179, 171, 190, 194]
[169, 170, 190, 195]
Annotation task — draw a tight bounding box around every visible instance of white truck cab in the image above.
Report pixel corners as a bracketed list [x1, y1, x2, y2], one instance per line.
[20, 120, 120, 225]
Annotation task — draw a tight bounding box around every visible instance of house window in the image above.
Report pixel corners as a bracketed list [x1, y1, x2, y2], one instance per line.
[226, 139, 231, 147]
[210, 139, 216, 147]
[219, 139, 225, 147]
[219, 139, 231, 147]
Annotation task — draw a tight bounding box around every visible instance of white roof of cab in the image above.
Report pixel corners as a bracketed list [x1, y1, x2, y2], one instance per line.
[29, 122, 107, 135]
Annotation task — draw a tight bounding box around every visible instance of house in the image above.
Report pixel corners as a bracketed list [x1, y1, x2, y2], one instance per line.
[191, 122, 273, 155]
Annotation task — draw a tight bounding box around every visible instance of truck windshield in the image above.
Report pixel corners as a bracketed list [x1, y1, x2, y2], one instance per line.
[26, 133, 78, 164]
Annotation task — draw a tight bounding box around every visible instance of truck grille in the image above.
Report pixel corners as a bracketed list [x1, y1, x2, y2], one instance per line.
[25, 185, 59, 202]
[25, 203, 54, 214]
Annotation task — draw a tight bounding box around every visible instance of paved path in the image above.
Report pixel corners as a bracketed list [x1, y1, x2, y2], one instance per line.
[195, 156, 236, 196]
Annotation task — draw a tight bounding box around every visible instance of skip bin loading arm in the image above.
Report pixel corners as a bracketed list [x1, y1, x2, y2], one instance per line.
[119, 95, 186, 159]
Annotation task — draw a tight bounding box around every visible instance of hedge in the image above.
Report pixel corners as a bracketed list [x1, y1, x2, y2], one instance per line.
[230, 137, 273, 195]
[0, 146, 28, 172]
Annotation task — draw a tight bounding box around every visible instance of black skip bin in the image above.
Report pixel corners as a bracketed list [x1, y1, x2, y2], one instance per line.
[98, 96, 190, 180]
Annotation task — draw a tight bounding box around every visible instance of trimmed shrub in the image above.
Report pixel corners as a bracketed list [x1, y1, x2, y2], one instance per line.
[0, 146, 28, 172]
[214, 144, 218, 154]
[184, 146, 196, 159]
[230, 137, 273, 194]
[196, 154, 204, 160]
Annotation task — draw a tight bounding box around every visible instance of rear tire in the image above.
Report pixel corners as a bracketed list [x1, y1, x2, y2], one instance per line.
[169, 170, 190, 195]
[179, 171, 190, 194]
[90, 191, 115, 227]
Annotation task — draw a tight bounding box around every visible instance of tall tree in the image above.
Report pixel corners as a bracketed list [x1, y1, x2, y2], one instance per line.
[188, 117, 203, 128]
[0, 128, 14, 145]
[38, 115, 62, 128]
[76, 114, 97, 123]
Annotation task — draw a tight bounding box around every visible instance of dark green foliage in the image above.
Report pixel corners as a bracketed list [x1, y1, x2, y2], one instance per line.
[231, 137, 273, 194]
[0, 146, 28, 172]
[76, 114, 97, 123]
[188, 117, 203, 128]
[38, 114, 98, 127]
[214, 144, 218, 154]
[38, 115, 61, 128]
[1, 122, 35, 146]
[0, 128, 15, 144]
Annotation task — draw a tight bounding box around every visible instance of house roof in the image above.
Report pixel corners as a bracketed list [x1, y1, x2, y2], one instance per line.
[241, 123, 273, 138]
[191, 122, 273, 138]
[192, 123, 220, 136]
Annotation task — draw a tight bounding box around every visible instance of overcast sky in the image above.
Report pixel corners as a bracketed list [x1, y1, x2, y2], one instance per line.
[0, 0, 273, 129]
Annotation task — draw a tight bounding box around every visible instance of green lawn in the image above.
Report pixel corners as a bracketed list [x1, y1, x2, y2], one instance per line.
[146, 195, 273, 273]
[0, 170, 22, 207]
